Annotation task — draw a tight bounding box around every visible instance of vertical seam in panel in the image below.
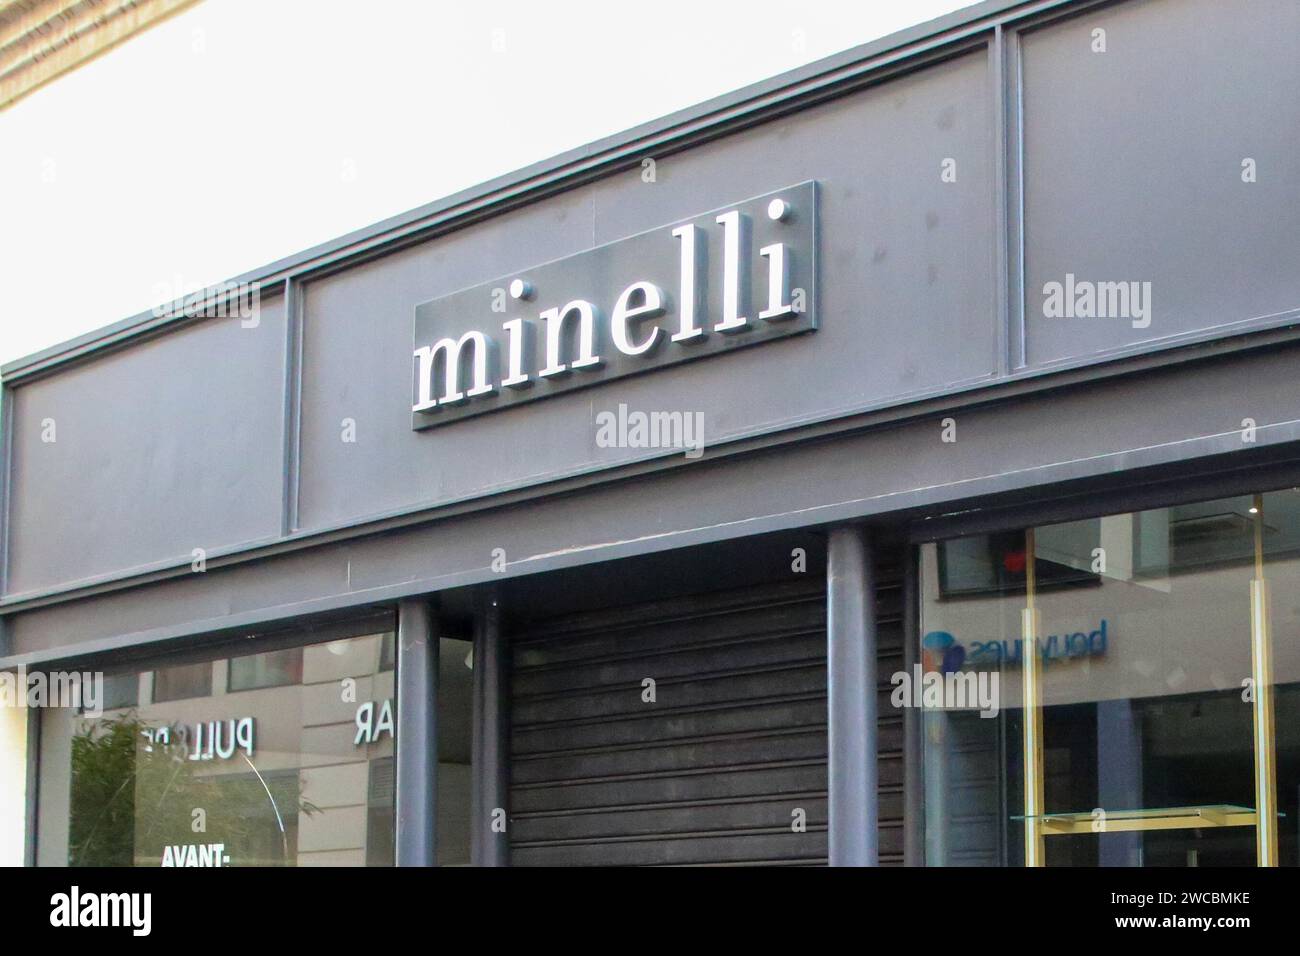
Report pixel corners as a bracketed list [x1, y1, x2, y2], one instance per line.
[990, 26, 1011, 378]
[281, 277, 304, 536]
[1005, 25, 1028, 371]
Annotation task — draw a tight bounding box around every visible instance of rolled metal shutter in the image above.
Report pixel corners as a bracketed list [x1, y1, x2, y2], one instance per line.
[508, 562, 904, 866]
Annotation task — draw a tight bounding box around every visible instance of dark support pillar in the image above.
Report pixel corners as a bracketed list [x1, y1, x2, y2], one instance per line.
[471, 588, 510, 866]
[25, 702, 40, 868]
[827, 524, 878, 866]
[902, 544, 924, 866]
[396, 598, 438, 866]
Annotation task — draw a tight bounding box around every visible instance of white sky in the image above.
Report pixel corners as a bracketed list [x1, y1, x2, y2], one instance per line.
[0, 0, 977, 366]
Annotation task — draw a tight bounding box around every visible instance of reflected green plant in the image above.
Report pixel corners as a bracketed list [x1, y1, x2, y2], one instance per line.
[68, 712, 319, 867]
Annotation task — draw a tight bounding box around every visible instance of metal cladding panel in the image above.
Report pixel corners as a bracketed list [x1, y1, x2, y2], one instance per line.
[507, 571, 904, 866]
[5, 545, 353, 657]
[9, 339, 1300, 663]
[296, 192, 595, 527]
[6, 0, 1300, 654]
[1020, 0, 1300, 366]
[4, 296, 286, 596]
[578, 56, 997, 432]
[294, 49, 996, 531]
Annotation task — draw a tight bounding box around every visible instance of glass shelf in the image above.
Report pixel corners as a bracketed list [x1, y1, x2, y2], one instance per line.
[1011, 805, 1282, 835]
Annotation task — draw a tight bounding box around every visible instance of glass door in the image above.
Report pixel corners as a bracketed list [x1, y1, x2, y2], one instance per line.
[920, 489, 1300, 866]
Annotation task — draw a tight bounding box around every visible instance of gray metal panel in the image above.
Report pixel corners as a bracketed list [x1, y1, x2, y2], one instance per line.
[4, 0, 1300, 654]
[5, 545, 355, 656]
[4, 296, 287, 596]
[1020, 0, 1300, 367]
[295, 192, 594, 529]
[293, 50, 995, 531]
[507, 574, 905, 866]
[583, 51, 997, 430]
[8, 340, 1300, 665]
[8, 0, 1300, 614]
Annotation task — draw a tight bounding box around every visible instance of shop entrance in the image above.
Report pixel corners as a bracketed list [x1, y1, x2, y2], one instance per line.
[498, 532, 906, 866]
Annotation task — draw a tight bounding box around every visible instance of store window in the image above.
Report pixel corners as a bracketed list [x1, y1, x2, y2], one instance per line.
[38, 629, 397, 866]
[365, 757, 395, 866]
[920, 490, 1300, 866]
[94, 673, 139, 713]
[228, 647, 304, 692]
[151, 660, 212, 702]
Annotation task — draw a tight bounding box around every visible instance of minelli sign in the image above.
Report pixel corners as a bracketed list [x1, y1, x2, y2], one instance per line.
[411, 182, 817, 429]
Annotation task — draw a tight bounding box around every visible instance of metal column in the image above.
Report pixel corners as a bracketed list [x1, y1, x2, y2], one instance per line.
[901, 544, 924, 866]
[1022, 528, 1045, 867]
[827, 524, 878, 866]
[24, 703, 39, 868]
[1250, 493, 1279, 866]
[395, 598, 439, 866]
[471, 588, 510, 866]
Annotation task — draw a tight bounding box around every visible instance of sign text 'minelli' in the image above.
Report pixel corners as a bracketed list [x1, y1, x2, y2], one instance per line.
[411, 182, 817, 428]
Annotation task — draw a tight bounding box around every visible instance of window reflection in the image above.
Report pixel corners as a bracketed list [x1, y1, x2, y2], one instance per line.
[47, 630, 397, 867]
[151, 661, 212, 703]
[922, 490, 1300, 866]
[227, 647, 304, 693]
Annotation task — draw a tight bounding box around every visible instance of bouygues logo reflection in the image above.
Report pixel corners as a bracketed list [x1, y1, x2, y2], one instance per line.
[922, 631, 967, 674]
[923, 620, 1109, 673]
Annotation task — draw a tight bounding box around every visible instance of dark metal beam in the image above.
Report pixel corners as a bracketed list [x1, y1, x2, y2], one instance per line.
[827, 524, 877, 866]
[395, 598, 438, 866]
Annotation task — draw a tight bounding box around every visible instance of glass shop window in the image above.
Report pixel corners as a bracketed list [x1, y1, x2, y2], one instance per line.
[37, 630, 397, 867]
[227, 647, 304, 692]
[920, 490, 1299, 867]
[365, 757, 396, 866]
[93, 673, 139, 713]
[151, 661, 213, 702]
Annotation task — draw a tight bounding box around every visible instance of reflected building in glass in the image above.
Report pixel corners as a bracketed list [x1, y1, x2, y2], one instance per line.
[37, 631, 475, 867]
[921, 491, 1300, 866]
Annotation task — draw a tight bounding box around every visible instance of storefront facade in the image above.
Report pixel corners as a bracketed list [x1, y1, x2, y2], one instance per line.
[3, 0, 1300, 866]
